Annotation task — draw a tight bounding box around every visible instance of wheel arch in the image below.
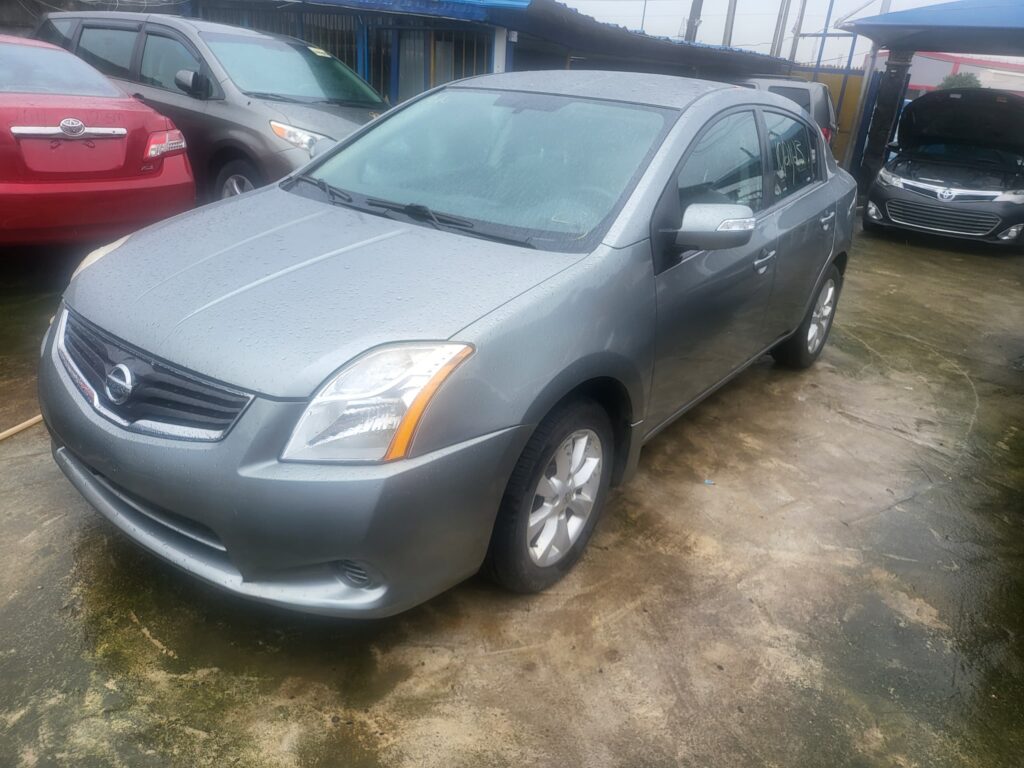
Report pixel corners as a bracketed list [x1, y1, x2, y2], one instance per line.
[521, 355, 645, 488]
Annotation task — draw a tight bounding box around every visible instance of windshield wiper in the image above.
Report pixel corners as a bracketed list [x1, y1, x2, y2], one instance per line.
[285, 174, 353, 205]
[365, 197, 535, 248]
[242, 90, 306, 103]
[365, 198, 473, 229]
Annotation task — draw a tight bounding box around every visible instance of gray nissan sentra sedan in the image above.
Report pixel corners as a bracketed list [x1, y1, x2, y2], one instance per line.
[39, 71, 857, 618]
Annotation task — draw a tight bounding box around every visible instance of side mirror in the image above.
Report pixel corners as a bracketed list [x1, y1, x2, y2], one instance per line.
[675, 203, 756, 251]
[310, 137, 337, 158]
[174, 69, 207, 98]
[886, 141, 900, 151]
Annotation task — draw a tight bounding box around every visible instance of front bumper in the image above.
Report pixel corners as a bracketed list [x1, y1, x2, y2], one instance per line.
[865, 182, 1024, 245]
[38, 322, 529, 618]
[0, 155, 195, 245]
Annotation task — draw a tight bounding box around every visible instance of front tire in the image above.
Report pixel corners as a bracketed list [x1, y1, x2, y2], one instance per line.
[486, 398, 614, 593]
[772, 263, 842, 369]
[214, 159, 262, 200]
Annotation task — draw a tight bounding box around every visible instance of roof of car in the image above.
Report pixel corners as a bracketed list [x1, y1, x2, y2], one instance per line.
[43, 10, 281, 38]
[455, 70, 735, 110]
[0, 33, 59, 49]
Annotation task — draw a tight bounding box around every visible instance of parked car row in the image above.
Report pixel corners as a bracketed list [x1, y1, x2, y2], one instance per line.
[2, 12, 385, 245]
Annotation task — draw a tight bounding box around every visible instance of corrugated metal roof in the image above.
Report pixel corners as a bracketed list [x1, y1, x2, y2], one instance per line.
[840, 0, 1024, 54]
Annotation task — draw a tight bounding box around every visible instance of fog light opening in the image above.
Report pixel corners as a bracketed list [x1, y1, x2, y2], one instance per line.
[997, 224, 1023, 241]
[866, 201, 883, 221]
[334, 559, 375, 589]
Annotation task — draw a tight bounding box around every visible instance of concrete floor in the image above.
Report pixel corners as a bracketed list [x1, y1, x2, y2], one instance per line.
[1, 229, 1022, 767]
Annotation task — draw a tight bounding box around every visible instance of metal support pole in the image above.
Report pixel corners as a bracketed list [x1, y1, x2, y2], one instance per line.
[857, 48, 913, 192]
[788, 0, 808, 61]
[684, 0, 704, 43]
[812, 0, 837, 81]
[722, 0, 738, 47]
[640, 0, 648, 32]
[771, 0, 793, 58]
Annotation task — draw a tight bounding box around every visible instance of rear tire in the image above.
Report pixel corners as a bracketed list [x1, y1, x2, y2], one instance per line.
[486, 398, 614, 593]
[214, 160, 262, 200]
[772, 263, 842, 370]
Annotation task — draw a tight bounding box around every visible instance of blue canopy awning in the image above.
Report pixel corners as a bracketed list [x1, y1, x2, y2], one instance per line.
[839, 0, 1024, 54]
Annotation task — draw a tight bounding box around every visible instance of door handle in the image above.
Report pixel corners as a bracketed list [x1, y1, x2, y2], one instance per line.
[820, 211, 836, 229]
[753, 250, 776, 275]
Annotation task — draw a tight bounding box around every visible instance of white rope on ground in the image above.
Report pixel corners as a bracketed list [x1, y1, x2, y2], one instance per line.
[0, 414, 43, 442]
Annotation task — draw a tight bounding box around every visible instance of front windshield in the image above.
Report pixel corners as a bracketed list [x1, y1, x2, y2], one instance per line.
[306, 88, 672, 250]
[201, 32, 384, 107]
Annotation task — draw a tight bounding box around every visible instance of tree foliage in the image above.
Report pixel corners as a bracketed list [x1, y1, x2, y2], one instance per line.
[937, 72, 982, 90]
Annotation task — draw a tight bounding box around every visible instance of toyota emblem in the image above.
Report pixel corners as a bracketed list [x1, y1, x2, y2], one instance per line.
[938, 188, 956, 202]
[59, 117, 86, 137]
[104, 363, 135, 405]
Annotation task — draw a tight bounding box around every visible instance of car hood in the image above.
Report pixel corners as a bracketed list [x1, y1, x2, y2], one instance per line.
[267, 100, 383, 141]
[898, 88, 1024, 155]
[64, 187, 581, 398]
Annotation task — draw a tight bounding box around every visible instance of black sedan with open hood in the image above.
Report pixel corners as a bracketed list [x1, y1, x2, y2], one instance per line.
[864, 88, 1024, 246]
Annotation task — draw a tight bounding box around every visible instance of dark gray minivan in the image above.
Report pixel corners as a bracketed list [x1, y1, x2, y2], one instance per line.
[35, 12, 386, 199]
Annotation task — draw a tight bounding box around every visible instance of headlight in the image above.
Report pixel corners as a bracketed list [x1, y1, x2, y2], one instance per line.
[995, 190, 1024, 203]
[71, 235, 130, 281]
[877, 168, 903, 188]
[282, 343, 473, 463]
[270, 121, 328, 156]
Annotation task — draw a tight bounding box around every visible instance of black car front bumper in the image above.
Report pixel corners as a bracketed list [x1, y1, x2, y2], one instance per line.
[865, 181, 1024, 245]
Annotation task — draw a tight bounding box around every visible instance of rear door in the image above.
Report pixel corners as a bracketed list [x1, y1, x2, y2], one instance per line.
[647, 109, 779, 431]
[760, 109, 836, 337]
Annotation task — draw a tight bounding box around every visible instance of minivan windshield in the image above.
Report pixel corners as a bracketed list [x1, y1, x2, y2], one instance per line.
[304, 88, 672, 250]
[201, 32, 384, 107]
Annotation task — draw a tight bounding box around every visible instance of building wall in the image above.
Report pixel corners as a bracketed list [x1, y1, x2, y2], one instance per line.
[194, 1, 496, 103]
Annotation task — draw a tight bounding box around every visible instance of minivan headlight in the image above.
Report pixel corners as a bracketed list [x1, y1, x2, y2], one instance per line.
[270, 121, 328, 156]
[877, 168, 903, 188]
[282, 343, 473, 463]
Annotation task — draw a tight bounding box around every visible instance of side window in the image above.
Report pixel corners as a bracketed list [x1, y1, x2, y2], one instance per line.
[765, 112, 817, 201]
[36, 18, 74, 49]
[677, 111, 764, 214]
[140, 34, 201, 92]
[77, 27, 137, 80]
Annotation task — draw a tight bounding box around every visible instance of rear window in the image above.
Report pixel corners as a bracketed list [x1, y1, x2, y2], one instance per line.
[77, 26, 137, 80]
[0, 42, 122, 97]
[768, 85, 813, 113]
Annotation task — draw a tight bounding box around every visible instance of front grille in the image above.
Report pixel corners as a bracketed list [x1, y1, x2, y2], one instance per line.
[886, 199, 1000, 236]
[59, 310, 251, 440]
[902, 183, 1000, 203]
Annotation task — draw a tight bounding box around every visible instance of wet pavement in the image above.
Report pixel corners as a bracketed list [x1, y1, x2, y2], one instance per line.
[1, 229, 1022, 767]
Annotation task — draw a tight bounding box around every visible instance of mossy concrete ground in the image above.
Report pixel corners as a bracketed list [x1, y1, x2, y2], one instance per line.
[1, 227, 1022, 766]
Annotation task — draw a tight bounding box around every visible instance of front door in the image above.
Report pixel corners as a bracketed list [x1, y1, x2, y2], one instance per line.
[647, 109, 778, 432]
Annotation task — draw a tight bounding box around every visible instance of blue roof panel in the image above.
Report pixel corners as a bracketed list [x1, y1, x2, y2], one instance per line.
[840, 0, 1024, 54]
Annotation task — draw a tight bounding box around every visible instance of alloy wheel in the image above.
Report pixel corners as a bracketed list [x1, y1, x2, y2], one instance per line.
[807, 278, 836, 355]
[221, 174, 255, 198]
[527, 429, 603, 567]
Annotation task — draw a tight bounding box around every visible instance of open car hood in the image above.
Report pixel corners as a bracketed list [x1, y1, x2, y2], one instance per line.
[898, 88, 1024, 156]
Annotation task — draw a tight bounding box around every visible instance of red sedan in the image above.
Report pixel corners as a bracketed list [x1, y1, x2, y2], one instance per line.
[0, 35, 195, 245]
